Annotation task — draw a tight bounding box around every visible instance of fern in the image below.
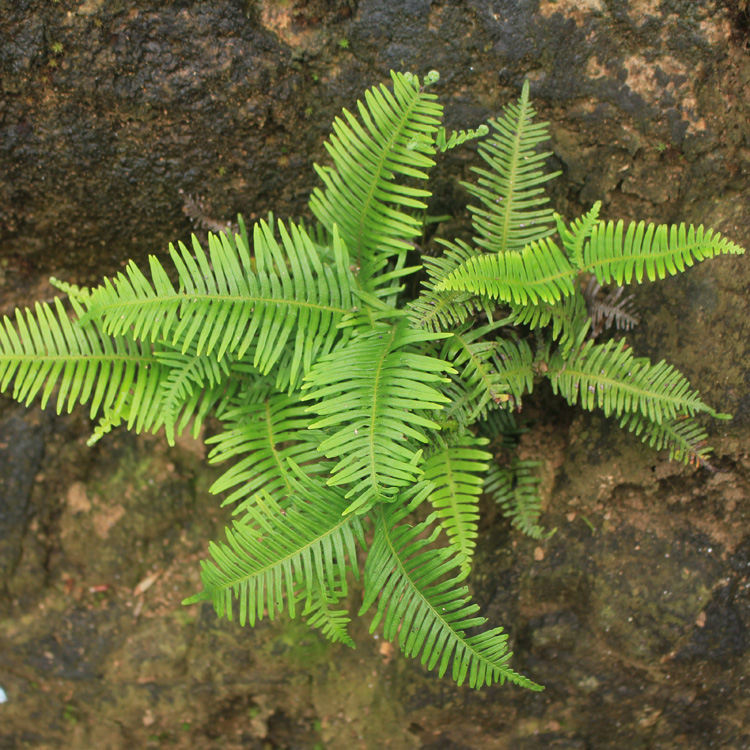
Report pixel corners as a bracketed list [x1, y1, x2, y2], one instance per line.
[83, 220, 354, 388]
[583, 220, 744, 284]
[546, 338, 722, 424]
[184, 476, 365, 626]
[619, 412, 714, 467]
[360, 491, 542, 690]
[309, 70, 442, 278]
[555, 201, 601, 270]
[206, 391, 326, 510]
[301, 323, 454, 515]
[0, 297, 165, 425]
[300, 573, 356, 648]
[406, 239, 490, 332]
[0, 70, 744, 693]
[422, 434, 492, 574]
[436, 236, 576, 304]
[582, 278, 639, 340]
[485, 459, 549, 540]
[463, 80, 560, 253]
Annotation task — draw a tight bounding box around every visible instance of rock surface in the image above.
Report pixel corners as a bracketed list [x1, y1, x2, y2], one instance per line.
[1, 1, 749, 748]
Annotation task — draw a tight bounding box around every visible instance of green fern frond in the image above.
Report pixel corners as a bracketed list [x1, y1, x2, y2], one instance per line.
[422, 435, 491, 574]
[153, 342, 234, 444]
[509, 290, 591, 355]
[300, 574, 355, 648]
[406, 239, 492, 332]
[0, 297, 164, 422]
[484, 460, 549, 539]
[360, 494, 542, 690]
[440, 323, 534, 421]
[428, 381, 483, 444]
[309, 70, 442, 275]
[619, 412, 713, 466]
[435, 123, 489, 152]
[493, 339, 537, 404]
[554, 202, 601, 270]
[436, 237, 576, 305]
[432, 335, 534, 440]
[583, 220, 745, 285]
[183, 479, 365, 626]
[207, 392, 326, 510]
[547, 338, 720, 424]
[83, 221, 354, 387]
[463, 80, 560, 254]
[302, 324, 455, 515]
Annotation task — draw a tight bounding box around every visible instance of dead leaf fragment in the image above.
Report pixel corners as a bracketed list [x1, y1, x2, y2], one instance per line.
[134, 571, 162, 597]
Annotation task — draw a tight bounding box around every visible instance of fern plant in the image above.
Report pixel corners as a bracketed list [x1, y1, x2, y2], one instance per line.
[0, 71, 744, 691]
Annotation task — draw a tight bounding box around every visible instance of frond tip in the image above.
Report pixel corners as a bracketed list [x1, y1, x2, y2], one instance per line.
[583, 221, 745, 285]
[183, 479, 365, 627]
[361, 497, 542, 690]
[437, 238, 576, 305]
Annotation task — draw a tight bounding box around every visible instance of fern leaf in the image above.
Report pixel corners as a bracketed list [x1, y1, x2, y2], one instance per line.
[547, 339, 720, 423]
[207, 392, 326, 510]
[360, 495, 542, 690]
[583, 278, 639, 338]
[509, 290, 591, 355]
[422, 435, 491, 574]
[82, 221, 354, 388]
[554, 202, 601, 270]
[302, 324, 455, 515]
[153, 342, 234, 444]
[440, 323, 534, 421]
[0, 297, 164, 423]
[484, 460, 549, 540]
[583, 221, 745, 285]
[183, 479, 365, 626]
[619, 412, 714, 466]
[406, 239, 492, 332]
[309, 70, 442, 276]
[463, 80, 560, 254]
[436, 238, 576, 305]
[300, 574, 356, 648]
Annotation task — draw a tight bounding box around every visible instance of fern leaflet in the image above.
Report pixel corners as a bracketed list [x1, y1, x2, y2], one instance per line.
[422, 435, 491, 574]
[583, 220, 744, 285]
[302, 324, 454, 515]
[463, 80, 560, 254]
[546, 339, 721, 423]
[360, 494, 542, 690]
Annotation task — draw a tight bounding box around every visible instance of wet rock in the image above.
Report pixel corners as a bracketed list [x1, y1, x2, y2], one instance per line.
[1, 1, 750, 748]
[0, 409, 45, 589]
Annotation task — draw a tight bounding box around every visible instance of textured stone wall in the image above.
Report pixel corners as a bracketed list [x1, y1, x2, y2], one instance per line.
[1, 2, 750, 748]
